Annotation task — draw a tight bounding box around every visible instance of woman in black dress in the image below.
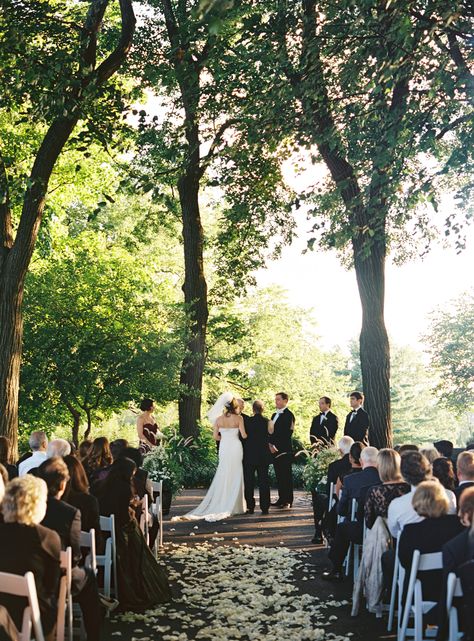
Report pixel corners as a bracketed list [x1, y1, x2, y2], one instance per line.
[95, 457, 171, 611]
[63, 455, 101, 536]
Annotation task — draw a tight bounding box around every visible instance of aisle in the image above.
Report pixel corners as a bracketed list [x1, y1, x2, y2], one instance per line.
[107, 490, 394, 641]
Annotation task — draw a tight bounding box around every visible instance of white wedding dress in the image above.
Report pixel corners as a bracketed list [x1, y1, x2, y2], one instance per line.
[173, 427, 246, 522]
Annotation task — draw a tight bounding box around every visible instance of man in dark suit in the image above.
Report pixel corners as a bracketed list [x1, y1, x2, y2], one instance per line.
[322, 446, 381, 581]
[38, 457, 103, 641]
[343, 391, 370, 444]
[269, 392, 295, 509]
[455, 451, 474, 502]
[243, 400, 272, 515]
[310, 396, 339, 446]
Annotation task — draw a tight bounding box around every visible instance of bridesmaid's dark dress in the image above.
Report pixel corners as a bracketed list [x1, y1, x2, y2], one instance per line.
[96, 479, 171, 611]
[139, 422, 159, 455]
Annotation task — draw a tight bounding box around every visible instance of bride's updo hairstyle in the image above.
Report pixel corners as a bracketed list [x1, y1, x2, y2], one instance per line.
[224, 398, 240, 415]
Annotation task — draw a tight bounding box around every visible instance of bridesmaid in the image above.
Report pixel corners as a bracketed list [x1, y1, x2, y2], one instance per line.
[137, 398, 165, 455]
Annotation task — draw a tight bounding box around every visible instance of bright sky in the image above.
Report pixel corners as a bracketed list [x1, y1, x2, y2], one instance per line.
[256, 160, 474, 352]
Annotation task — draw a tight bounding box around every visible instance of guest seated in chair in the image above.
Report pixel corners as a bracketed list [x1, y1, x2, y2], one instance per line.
[38, 457, 103, 641]
[63, 455, 101, 538]
[364, 448, 410, 529]
[0, 475, 60, 641]
[95, 457, 171, 611]
[399, 480, 464, 622]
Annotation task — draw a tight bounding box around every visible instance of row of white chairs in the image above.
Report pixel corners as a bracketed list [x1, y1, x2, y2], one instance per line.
[327, 485, 463, 640]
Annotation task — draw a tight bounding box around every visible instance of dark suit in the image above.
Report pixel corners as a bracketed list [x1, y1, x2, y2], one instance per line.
[343, 407, 370, 444]
[327, 454, 352, 493]
[66, 490, 100, 536]
[399, 516, 464, 609]
[243, 414, 271, 512]
[310, 411, 338, 445]
[0, 522, 60, 635]
[328, 466, 381, 569]
[455, 481, 474, 504]
[42, 497, 101, 641]
[270, 407, 295, 506]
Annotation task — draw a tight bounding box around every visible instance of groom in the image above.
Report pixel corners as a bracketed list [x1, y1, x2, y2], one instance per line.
[269, 392, 295, 509]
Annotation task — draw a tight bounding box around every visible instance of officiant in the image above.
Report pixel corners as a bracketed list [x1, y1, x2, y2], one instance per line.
[309, 397, 339, 446]
[243, 400, 273, 515]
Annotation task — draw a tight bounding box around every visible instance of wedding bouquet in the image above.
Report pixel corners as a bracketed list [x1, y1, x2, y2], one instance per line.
[302, 446, 340, 493]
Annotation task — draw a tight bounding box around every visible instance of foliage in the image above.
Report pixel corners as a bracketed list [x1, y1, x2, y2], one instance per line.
[20, 228, 183, 440]
[425, 291, 474, 414]
[301, 447, 340, 493]
[142, 444, 185, 497]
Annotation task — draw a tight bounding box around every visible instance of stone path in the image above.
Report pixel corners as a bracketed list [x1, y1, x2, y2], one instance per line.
[106, 490, 396, 640]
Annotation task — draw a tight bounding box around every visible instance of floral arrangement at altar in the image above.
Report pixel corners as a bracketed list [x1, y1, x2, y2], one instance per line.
[301, 446, 340, 493]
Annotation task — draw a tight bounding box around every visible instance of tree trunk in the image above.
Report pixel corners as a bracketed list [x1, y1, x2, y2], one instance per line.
[177, 174, 209, 439]
[66, 401, 81, 448]
[84, 407, 92, 441]
[353, 242, 392, 448]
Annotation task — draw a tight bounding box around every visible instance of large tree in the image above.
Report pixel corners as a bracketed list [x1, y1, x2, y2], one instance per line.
[258, 0, 473, 447]
[0, 0, 136, 454]
[131, 0, 294, 437]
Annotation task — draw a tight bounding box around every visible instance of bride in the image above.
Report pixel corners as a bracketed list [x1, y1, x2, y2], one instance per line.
[173, 392, 247, 522]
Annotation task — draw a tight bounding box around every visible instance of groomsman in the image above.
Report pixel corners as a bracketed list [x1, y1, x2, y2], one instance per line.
[309, 397, 339, 446]
[269, 392, 295, 509]
[343, 391, 369, 444]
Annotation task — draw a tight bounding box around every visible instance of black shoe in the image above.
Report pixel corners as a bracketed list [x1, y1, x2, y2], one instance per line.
[321, 569, 343, 582]
[261, 509, 269, 515]
[276, 503, 291, 509]
[246, 508, 255, 514]
[311, 534, 323, 544]
[271, 501, 283, 506]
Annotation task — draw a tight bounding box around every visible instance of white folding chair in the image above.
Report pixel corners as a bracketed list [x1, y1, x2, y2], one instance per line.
[446, 572, 463, 641]
[151, 480, 163, 552]
[79, 529, 97, 574]
[57, 547, 72, 641]
[343, 499, 360, 579]
[96, 515, 118, 602]
[0, 571, 45, 641]
[139, 494, 150, 546]
[399, 550, 442, 641]
[328, 482, 336, 511]
[387, 537, 400, 632]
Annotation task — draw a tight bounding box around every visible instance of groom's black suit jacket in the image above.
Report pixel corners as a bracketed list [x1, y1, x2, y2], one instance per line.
[270, 408, 295, 455]
[310, 411, 338, 445]
[343, 407, 370, 444]
[243, 414, 272, 466]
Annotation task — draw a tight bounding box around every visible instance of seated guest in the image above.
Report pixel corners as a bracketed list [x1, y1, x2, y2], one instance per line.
[82, 437, 113, 488]
[78, 440, 92, 461]
[455, 451, 474, 502]
[398, 444, 419, 454]
[322, 446, 380, 581]
[18, 431, 48, 476]
[336, 441, 364, 494]
[38, 458, 102, 641]
[0, 437, 17, 480]
[434, 440, 454, 460]
[314, 436, 354, 544]
[46, 438, 71, 459]
[440, 487, 474, 641]
[388, 451, 432, 538]
[420, 447, 440, 465]
[0, 475, 60, 640]
[63, 455, 100, 536]
[433, 457, 456, 492]
[364, 448, 410, 529]
[110, 439, 129, 461]
[399, 481, 464, 620]
[95, 458, 171, 610]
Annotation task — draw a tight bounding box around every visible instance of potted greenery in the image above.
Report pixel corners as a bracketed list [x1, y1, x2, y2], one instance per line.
[142, 444, 184, 514]
[302, 445, 340, 493]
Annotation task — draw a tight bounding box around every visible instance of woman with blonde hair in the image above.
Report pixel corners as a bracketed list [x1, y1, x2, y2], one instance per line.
[0, 476, 61, 640]
[398, 480, 464, 619]
[364, 448, 410, 529]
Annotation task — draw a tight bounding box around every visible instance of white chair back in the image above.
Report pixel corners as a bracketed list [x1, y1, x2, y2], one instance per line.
[57, 547, 73, 641]
[151, 480, 163, 551]
[139, 494, 150, 545]
[399, 550, 443, 641]
[446, 572, 463, 641]
[97, 515, 118, 603]
[0, 571, 45, 641]
[79, 529, 97, 574]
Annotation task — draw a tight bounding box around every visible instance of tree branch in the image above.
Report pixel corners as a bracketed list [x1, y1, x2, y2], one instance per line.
[199, 118, 240, 175]
[0, 154, 13, 266]
[436, 112, 474, 139]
